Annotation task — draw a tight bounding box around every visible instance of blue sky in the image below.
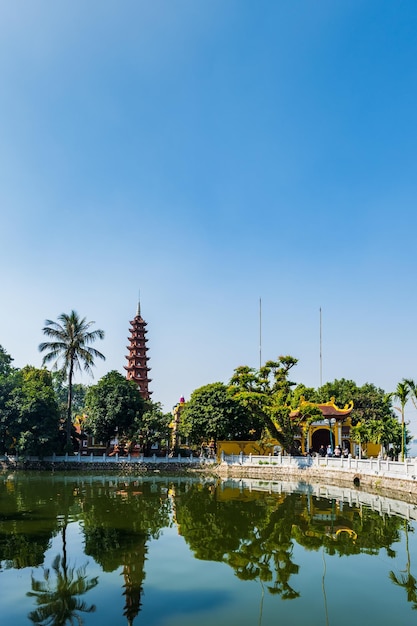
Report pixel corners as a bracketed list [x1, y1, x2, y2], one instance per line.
[1, 1, 417, 430]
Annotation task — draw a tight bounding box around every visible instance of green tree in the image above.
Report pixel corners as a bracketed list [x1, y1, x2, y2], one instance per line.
[315, 380, 390, 425]
[228, 358, 297, 439]
[5, 367, 61, 456]
[51, 371, 88, 451]
[39, 311, 105, 449]
[84, 370, 144, 446]
[52, 371, 87, 419]
[392, 381, 411, 461]
[314, 379, 358, 407]
[229, 357, 322, 453]
[0, 344, 14, 376]
[0, 347, 21, 453]
[404, 379, 417, 410]
[180, 382, 253, 447]
[315, 379, 403, 455]
[132, 400, 171, 455]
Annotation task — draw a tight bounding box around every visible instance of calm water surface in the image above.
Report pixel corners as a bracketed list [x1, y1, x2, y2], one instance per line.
[1, 472, 417, 626]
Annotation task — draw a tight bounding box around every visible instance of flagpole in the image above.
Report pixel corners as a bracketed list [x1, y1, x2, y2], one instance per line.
[259, 297, 262, 369]
[320, 307, 322, 387]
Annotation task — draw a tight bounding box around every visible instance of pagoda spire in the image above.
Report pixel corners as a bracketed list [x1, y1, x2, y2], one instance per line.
[124, 302, 152, 400]
[136, 290, 141, 317]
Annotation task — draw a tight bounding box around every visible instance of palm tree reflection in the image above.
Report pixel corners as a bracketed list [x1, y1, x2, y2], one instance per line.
[389, 521, 417, 609]
[27, 554, 98, 626]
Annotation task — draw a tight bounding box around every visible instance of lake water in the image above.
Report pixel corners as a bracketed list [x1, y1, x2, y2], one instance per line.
[1, 472, 417, 626]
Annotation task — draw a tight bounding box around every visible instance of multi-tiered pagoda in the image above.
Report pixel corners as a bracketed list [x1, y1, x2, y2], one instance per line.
[124, 303, 152, 400]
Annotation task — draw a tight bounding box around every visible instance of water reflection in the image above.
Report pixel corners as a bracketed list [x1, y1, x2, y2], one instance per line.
[28, 555, 98, 625]
[179, 487, 302, 598]
[82, 478, 171, 625]
[1, 473, 417, 625]
[389, 520, 417, 609]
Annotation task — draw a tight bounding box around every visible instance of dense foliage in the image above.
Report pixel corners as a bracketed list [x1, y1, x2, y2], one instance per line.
[314, 378, 405, 454]
[0, 330, 415, 457]
[228, 357, 322, 453]
[84, 370, 144, 445]
[132, 400, 172, 455]
[180, 382, 254, 445]
[0, 364, 61, 455]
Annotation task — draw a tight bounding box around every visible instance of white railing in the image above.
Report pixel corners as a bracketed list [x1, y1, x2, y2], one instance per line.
[220, 452, 417, 481]
[0, 452, 216, 465]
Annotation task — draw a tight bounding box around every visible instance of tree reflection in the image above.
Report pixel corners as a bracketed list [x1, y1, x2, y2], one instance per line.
[27, 554, 98, 626]
[174, 483, 405, 603]
[226, 495, 301, 600]
[27, 484, 97, 626]
[389, 521, 417, 609]
[0, 475, 66, 569]
[174, 485, 301, 600]
[1, 474, 415, 622]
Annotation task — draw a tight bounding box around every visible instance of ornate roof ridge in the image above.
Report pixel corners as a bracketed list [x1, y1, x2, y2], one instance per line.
[291, 396, 354, 418]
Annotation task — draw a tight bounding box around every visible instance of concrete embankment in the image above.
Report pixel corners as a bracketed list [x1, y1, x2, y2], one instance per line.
[215, 463, 417, 504]
[2, 457, 417, 504]
[0, 458, 218, 476]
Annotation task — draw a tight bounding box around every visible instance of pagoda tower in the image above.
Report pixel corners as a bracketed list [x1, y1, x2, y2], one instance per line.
[124, 302, 152, 400]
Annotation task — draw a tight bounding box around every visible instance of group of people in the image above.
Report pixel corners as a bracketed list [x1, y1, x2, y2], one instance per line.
[318, 444, 349, 458]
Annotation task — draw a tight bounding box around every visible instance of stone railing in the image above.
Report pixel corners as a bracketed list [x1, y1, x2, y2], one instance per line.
[0, 452, 217, 466]
[220, 452, 417, 481]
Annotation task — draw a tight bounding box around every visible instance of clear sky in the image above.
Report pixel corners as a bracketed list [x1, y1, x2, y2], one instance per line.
[1, 1, 417, 430]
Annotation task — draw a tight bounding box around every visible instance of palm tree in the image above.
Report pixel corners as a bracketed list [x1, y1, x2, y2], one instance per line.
[404, 379, 417, 410]
[39, 311, 105, 448]
[392, 381, 411, 462]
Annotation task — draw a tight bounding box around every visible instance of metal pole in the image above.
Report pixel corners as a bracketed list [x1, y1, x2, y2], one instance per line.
[259, 297, 262, 369]
[320, 307, 322, 388]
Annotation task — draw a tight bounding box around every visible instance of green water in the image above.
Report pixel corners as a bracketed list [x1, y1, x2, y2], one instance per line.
[1, 472, 416, 626]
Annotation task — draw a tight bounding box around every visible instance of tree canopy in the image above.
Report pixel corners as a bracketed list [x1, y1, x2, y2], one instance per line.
[1, 366, 61, 455]
[0, 345, 14, 377]
[132, 400, 172, 455]
[314, 379, 404, 454]
[228, 357, 322, 453]
[84, 370, 144, 445]
[180, 382, 253, 446]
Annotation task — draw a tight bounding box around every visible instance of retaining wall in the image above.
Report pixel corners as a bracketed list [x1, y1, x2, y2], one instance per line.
[216, 462, 417, 503]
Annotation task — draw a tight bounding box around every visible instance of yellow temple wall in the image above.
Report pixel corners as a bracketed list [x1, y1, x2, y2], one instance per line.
[217, 440, 281, 457]
[217, 437, 382, 459]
